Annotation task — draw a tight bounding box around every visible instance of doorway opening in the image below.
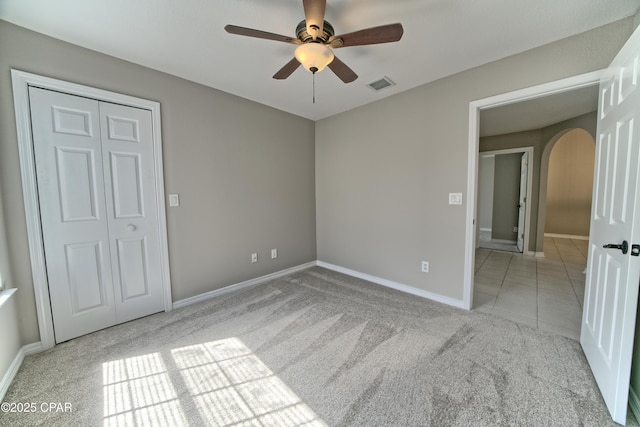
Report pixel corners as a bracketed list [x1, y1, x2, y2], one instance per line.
[477, 147, 533, 254]
[470, 109, 598, 335]
[463, 70, 602, 310]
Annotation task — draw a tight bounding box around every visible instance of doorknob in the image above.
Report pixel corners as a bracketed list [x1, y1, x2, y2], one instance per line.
[603, 240, 629, 255]
[127, 224, 137, 231]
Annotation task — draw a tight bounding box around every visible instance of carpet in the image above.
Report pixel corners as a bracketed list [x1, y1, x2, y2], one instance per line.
[0, 267, 627, 426]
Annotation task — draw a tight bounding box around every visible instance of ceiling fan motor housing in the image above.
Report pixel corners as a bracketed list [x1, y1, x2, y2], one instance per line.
[296, 20, 334, 43]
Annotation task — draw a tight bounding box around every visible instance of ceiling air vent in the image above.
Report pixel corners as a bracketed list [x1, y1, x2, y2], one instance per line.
[367, 76, 395, 92]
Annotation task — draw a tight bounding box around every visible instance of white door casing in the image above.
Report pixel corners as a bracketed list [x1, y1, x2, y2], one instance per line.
[516, 152, 529, 253]
[580, 25, 640, 425]
[11, 70, 172, 350]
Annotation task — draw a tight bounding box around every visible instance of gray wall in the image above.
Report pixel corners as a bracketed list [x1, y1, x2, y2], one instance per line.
[477, 155, 495, 231]
[545, 129, 595, 236]
[491, 154, 521, 241]
[316, 19, 633, 301]
[0, 171, 12, 295]
[0, 293, 20, 394]
[0, 20, 317, 345]
[0, 182, 21, 391]
[480, 112, 597, 253]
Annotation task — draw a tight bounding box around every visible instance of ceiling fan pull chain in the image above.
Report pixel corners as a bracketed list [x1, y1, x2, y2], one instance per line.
[309, 66, 318, 104]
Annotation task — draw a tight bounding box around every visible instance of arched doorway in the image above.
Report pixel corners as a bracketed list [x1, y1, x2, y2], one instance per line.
[536, 128, 596, 255]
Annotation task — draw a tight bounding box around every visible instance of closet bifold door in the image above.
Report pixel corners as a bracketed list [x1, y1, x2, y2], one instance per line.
[29, 87, 164, 343]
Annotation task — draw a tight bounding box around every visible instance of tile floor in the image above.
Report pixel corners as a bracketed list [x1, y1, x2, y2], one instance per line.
[473, 236, 587, 340]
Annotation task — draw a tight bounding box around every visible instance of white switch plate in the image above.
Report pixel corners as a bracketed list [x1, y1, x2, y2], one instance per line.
[271, 249, 278, 259]
[169, 194, 180, 207]
[251, 253, 258, 263]
[449, 193, 463, 205]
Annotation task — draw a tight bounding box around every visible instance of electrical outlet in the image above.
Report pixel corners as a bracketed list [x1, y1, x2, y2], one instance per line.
[421, 261, 429, 273]
[448, 193, 463, 205]
[513, 226, 518, 233]
[271, 249, 278, 259]
[251, 253, 258, 263]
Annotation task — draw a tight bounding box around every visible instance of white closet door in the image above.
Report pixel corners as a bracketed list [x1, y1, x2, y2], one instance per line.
[30, 87, 117, 342]
[29, 87, 165, 343]
[99, 102, 164, 323]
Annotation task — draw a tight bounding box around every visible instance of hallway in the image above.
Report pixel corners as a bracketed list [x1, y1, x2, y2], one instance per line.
[473, 237, 587, 340]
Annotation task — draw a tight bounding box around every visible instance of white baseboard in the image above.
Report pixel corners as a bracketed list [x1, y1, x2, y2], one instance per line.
[0, 341, 41, 402]
[630, 385, 640, 424]
[544, 233, 589, 240]
[173, 262, 317, 310]
[316, 261, 466, 309]
[23, 342, 43, 356]
[534, 252, 545, 258]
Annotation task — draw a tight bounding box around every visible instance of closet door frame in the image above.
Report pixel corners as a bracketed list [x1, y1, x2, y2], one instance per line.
[11, 70, 173, 351]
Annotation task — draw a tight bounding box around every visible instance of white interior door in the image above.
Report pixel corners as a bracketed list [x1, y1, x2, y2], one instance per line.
[29, 87, 165, 343]
[581, 25, 640, 425]
[516, 152, 528, 252]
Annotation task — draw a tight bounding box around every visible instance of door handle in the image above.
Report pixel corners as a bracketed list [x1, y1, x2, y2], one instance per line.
[603, 240, 629, 255]
[127, 224, 137, 231]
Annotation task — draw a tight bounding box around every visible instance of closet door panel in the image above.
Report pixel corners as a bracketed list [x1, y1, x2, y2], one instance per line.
[29, 87, 117, 343]
[100, 102, 165, 322]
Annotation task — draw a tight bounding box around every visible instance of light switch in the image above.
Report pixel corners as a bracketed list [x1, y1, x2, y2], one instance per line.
[449, 193, 463, 205]
[169, 194, 180, 207]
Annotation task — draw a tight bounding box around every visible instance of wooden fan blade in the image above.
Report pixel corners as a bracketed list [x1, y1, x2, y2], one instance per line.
[328, 55, 358, 83]
[273, 58, 301, 80]
[303, 0, 326, 40]
[225, 25, 300, 44]
[329, 23, 404, 48]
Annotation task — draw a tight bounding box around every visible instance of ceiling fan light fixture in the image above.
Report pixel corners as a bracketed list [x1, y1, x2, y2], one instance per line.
[295, 42, 334, 73]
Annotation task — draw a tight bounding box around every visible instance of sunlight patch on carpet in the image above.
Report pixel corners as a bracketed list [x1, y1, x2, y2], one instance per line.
[102, 352, 186, 426]
[102, 337, 327, 426]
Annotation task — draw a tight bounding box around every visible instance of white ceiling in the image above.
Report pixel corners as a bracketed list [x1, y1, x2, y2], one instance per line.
[480, 84, 600, 137]
[1, 0, 638, 121]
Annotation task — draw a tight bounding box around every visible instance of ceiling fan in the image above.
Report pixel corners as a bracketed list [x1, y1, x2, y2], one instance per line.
[224, 0, 404, 83]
